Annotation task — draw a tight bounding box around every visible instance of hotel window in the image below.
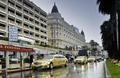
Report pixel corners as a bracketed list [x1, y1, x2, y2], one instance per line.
[51, 34, 53, 38]
[0, 23, 6, 30]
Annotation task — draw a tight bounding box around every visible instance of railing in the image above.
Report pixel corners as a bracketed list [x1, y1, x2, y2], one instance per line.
[0, 7, 6, 12]
[0, 26, 5, 30]
[24, 4, 33, 12]
[16, 15, 22, 19]
[16, 7, 22, 11]
[0, 17, 6, 21]
[35, 30, 39, 33]
[30, 28, 34, 30]
[24, 33, 29, 36]
[0, 0, 6, 3]
[8, 20, 15, 24]
[16, 23, 22, 27]
[18, 32, 22, 34]
[8, 3, 15, 8]
[8, 11, 15, 16]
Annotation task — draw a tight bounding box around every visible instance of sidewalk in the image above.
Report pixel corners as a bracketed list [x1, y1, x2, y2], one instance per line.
[0, 67, 32, 75]
[104, 60, 111, 78]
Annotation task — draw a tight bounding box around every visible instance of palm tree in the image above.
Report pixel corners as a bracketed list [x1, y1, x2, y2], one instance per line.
[97, 0, 118, 59]
[100, 20, 114, 58]
[81, 46, 90, 50]
[89, 40, 99, 55]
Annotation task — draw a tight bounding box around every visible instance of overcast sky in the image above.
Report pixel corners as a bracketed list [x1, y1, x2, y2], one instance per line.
[30, 0, 110, 46]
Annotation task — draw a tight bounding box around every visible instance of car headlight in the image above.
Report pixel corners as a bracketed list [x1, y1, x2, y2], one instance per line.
[32, 62, 34, 64]
[81, 59, 84, 61]
[43, 61, 50, 64]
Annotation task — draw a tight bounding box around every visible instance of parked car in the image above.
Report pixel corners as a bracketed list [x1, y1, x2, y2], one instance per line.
[87, 56, 96, 62]
[31, 54, 68, 70]
[74, 56, 88, 64]
[96, 56, 104, 61]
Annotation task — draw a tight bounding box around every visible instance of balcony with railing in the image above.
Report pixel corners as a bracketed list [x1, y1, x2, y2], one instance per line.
[16, 7, 22, 12]
[30, 33, 34, 37]
[16, 0, 22, 5]
[24, 25, 29, 30]
[18, 31, 22, 34]
[8, 20, 15, 25]
[0, 26, 6, 30]
[24, 33, 29, 37]
[16, 22, 22, 27]
[8, 3, 15, 9]
[8, 11, 15, 17]
[0, 7, 6, 13]
[0, 16, 6, 22]
[29, 26, 34, 30]
[0, 0, 6, 4]
[35, 30, 39, 33]
[35, 35, 39, 39]
[24, 18, 29, 23]
[16, 15, 22, 19]
[23, 4, 33, 12]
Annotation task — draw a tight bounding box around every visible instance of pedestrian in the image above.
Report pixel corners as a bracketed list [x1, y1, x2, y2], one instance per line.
[29, 55, 34, 68]
[70, 55, 74, 63]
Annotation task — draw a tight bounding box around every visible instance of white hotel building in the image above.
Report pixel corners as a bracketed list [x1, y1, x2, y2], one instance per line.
[0, 0, 48, 45]
[47, 3, 86, 48]
[0, 0, 86, 49]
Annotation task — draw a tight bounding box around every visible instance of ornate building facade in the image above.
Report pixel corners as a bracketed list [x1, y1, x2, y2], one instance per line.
[47, 3, 86, 49]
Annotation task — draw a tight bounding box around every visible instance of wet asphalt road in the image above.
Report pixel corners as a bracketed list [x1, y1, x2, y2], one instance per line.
[0, 60, 105, 78]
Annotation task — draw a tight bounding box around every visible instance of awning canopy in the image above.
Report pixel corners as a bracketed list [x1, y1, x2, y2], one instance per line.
[0, 44, 33, 52]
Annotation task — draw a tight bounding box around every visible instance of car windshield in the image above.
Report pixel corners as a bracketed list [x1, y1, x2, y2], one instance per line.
[43, 56, 53, 59]
[89, 56, 95, 58]
[77, 56, 84, 59]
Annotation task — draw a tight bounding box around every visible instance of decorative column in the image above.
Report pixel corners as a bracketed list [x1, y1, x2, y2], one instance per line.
[6, 51, 9, 69]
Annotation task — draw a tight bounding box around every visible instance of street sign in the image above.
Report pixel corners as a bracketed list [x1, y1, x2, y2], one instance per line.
[8, 26, 18, 42]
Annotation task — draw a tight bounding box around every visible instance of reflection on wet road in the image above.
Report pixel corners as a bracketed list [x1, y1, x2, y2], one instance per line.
[0, 61, 105, 78]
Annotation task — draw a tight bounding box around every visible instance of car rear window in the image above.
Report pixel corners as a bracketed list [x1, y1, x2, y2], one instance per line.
[43, 56, 53, 59]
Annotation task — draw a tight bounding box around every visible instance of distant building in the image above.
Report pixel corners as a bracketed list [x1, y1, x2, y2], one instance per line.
[0, 0, 48, 45]
[47, 3, 86, 48]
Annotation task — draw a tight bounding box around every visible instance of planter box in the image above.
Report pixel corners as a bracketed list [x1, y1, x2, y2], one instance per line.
[0, 64, 1, 69]
[9, 63, 20, 68]
[0, 64, 2, 73]
[23, 63, 30, 67]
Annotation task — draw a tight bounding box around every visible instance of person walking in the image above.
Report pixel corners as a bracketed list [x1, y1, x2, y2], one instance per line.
[29, 55, 34, 68]
[70, 55, 74, 63]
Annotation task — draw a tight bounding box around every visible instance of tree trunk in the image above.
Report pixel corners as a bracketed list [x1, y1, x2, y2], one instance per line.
[117, 11, 120, 60]
[110, 2, 117, 59]
[116, 0, 120, 60]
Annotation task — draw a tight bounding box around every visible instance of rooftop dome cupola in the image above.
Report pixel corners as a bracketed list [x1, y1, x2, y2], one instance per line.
[51, 3, 59, 13]
[81, 30, 85, 36]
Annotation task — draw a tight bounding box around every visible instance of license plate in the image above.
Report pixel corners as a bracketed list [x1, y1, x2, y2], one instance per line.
[35, 66, 39, 67]
[77, 60, 80, 62]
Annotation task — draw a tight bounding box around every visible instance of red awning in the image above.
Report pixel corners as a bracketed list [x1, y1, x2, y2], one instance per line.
[0, 44, 33, 52]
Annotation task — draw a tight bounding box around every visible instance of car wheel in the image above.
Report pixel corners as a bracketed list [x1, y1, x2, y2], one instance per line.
[49, 63, 53, 69]
[65, 62, 68, 67]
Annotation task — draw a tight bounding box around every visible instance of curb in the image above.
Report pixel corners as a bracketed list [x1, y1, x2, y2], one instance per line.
[0, 68, 32, 75]
[105, 61, 111, 78]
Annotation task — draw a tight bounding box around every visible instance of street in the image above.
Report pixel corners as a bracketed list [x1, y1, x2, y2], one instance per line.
[0, 60, 105, 78]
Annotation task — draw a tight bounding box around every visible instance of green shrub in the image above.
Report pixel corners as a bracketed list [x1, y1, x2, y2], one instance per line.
[27, 42, 32, 45]
[0, 37, 8, 41]
[24, 58, 30, 63]
[106, 60, 120, 78]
